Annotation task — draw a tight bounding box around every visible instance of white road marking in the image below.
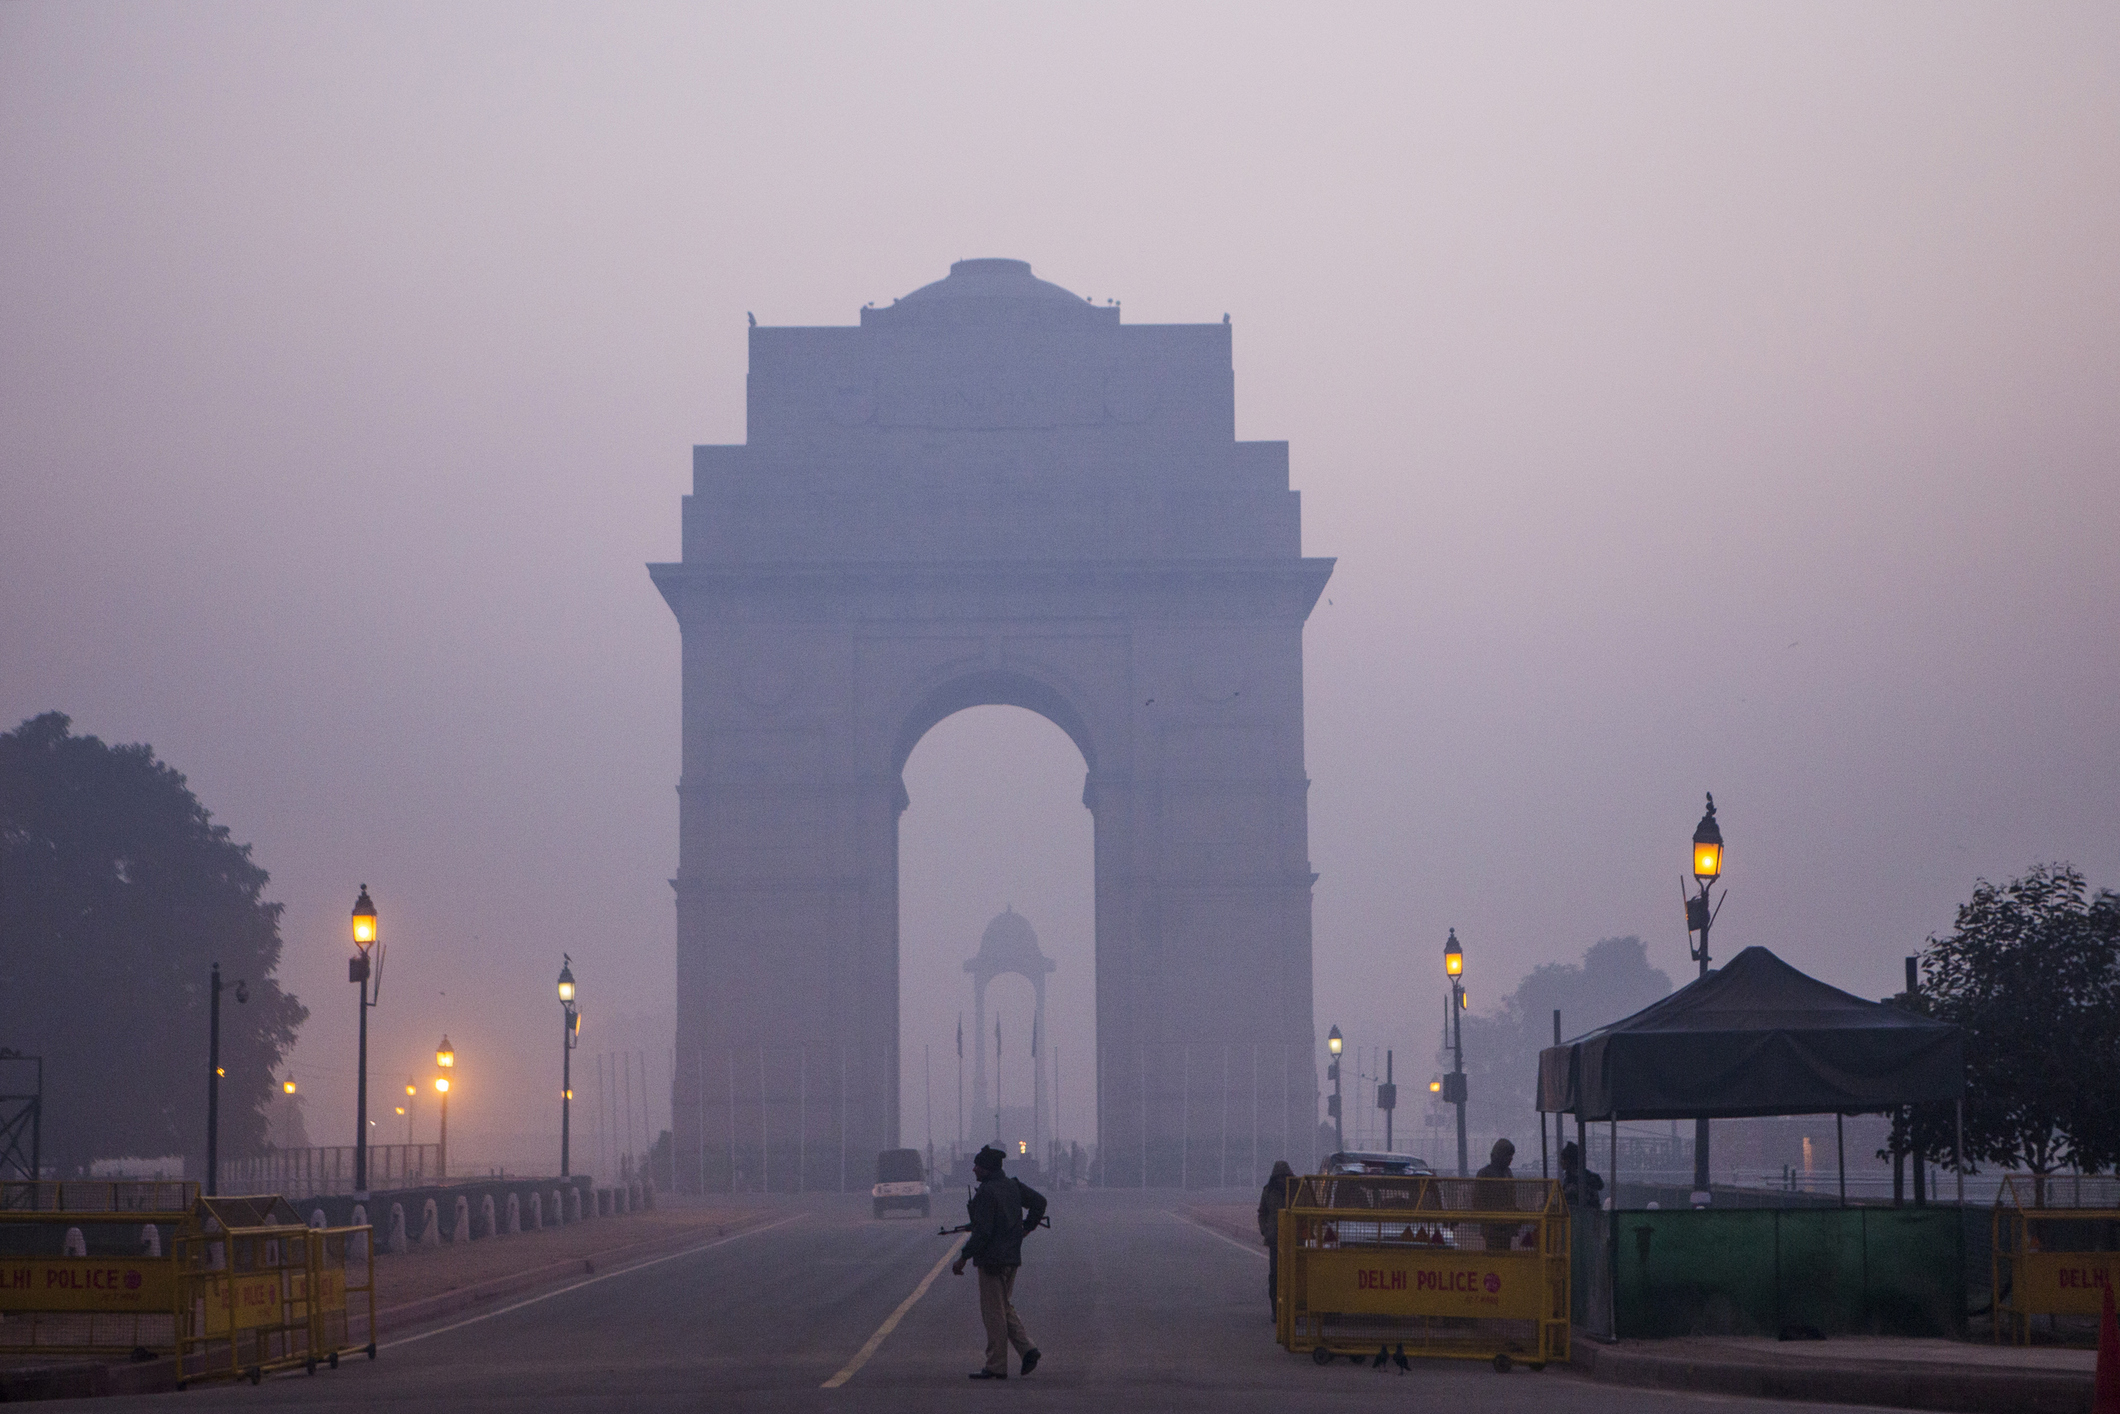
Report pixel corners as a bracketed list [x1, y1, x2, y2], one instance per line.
[821, 1234, 966, 1388]
[376, 1213, 799, 1351]
[1184, 1215, 1268, 1260]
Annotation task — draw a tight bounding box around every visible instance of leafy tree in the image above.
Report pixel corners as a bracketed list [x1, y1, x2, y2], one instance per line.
[1899, 864, 2120, 1186]
[0, 713, 307, 1174]
[1459, 936, 1675, 1146]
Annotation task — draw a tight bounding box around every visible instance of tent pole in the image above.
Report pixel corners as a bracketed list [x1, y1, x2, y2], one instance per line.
[1551, 1010, 1563, 1189]
[1836, 1114, 1846, 1207]
[1955, 1100, 1965, 1207]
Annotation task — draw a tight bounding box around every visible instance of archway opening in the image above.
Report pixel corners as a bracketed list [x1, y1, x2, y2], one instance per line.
[899, 705, 1095, 1186]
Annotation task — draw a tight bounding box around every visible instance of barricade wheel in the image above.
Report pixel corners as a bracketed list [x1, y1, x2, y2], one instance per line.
[365, 1342, 377, 1359]
[306, 1359, 317, 1375]
[1492, 1354, 1512, 1374]
[248, 1366, 263, 1385]
[1529, 1362, 1545, 1372]
[1311, 1347, 1331, 1365]
[329, 1352, 339, 1369]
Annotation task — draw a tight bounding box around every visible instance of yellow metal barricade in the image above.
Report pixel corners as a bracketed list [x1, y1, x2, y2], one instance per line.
[1276, 1175, 1568, 1371]
[304, 1223, 377, 1366]
[0, 1180, 194, 1358]
[174, 1195, 371, 1386]
[1993, 1175, 2120, 1344]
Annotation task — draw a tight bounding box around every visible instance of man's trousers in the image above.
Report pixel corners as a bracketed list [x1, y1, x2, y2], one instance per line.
[977, 1265, 1034, 1375]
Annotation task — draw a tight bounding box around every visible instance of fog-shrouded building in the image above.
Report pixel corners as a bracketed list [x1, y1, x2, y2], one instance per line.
[651, 259, 1332, 1190]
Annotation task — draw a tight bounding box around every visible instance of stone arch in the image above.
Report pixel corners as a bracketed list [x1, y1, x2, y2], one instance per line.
[653, 259, 1332, 1190]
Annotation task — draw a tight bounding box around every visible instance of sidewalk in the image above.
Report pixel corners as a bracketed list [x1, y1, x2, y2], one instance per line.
[1572, 1333, 2095, 1413]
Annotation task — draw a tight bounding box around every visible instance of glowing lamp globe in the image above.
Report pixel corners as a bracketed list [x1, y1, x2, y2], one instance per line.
[1692, 794, 1724, 883]
[350, 886, 378, 949]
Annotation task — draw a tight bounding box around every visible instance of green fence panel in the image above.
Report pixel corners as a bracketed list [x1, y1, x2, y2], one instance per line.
[1862, 1207, 1964, 1336]
[1614, 1209, 1780, 1336]
[1610, 1207, 1962, 1338]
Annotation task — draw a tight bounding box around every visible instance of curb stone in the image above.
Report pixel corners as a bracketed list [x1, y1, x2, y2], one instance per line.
[1571, 1333, 2092, 1414]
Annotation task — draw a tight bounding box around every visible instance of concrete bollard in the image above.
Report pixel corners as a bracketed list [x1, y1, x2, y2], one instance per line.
[479, 1194, 496, 1239]
[569, 1187, 583, 1223]
[351, 1204, 370, 1261]
[310, 1209, 327, 1230]
[454, 1195, 472, 1243]
[642, 1181, 655, 1211]
[140, 1224, 161, 1258]
[506, 1192, 521, 1235]
[389, 1203, 409, 1255]
[420, 1198, 441, 1246]
[529, 1192, 543, 1231]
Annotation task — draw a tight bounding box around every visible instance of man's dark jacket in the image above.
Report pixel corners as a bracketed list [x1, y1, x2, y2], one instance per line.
[962, 1172, 1047, 1272]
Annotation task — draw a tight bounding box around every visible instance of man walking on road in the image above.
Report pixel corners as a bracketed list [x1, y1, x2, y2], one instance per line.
[1258, 1160, 1295, 1315]
[951, 1144, 1046, 1380]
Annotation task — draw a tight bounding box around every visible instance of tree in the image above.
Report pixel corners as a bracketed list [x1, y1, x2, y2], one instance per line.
[0, 713, 307, 1174]
[1460, 936, 1675, 1148]
[1901, 864, 2120, 1187]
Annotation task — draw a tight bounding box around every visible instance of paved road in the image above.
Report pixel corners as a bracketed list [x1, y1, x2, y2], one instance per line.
[153, 1190, 1875, 1412]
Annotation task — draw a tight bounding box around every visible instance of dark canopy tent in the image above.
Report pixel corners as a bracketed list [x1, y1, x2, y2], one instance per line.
[1537, 945, 1962, 1122]
[1538, 948, 1969, 1342]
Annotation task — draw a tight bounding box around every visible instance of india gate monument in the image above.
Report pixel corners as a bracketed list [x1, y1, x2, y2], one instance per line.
[650, 259, 1333, 1190]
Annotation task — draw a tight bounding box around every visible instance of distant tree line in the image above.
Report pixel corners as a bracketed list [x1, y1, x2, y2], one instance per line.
[1455, 935, 1675, 1150]
[0, 713, 306, 1175]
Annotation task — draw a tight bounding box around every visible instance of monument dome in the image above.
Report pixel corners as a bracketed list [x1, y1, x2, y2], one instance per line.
[872, 258, 1106, 324]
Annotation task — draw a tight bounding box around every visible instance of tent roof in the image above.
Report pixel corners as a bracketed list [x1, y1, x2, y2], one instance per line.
[1537, 945, 1962, 1121]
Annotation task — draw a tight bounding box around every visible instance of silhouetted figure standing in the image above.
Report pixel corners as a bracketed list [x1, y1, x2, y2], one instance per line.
[952, 1145, 1046, 1379]
[1476, 1138, 1519, 1250]
[1258, 1159, 1296, 1313]
[1560, 1141, 1604, 1209]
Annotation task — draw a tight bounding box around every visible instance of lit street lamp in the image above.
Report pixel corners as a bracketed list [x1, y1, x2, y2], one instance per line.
[204, 963, 248, 1197]
[1444, 930, 1469, 1177]
[1326, 1025, 1344, 1152]
[435, 1036, 453, 1178]
[558, 958, 580, 1177]
[1684, 794, 1723, 1202]
[349, 885, 385, 1198]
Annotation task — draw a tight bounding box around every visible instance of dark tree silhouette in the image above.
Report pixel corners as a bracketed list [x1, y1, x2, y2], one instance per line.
[0, 713, 307, 1174]
[1899, 864, 2120, 1187]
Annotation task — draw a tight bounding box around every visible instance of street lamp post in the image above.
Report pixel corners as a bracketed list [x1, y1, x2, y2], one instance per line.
[1444, 930, 1468, 1177]
[350, 886, 381, 1198]
[1326, 1026, 1344, 1152]
[204, 963, 247, 1197]
[435, 1037, 453, 1179]
[558, 958, 580, 1177]
[1685, 794, 1723, 1202]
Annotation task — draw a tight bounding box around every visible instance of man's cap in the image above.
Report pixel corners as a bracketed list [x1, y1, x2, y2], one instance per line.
[974, 1145, 1007, 1170]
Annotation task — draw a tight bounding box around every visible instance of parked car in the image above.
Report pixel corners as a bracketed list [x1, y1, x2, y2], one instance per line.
[871, 1148, 930, 1219]
[1321, 1150, 1435, 1177]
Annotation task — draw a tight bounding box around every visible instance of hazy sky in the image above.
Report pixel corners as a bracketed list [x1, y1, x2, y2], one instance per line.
[4, 3, 2114, 1171]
